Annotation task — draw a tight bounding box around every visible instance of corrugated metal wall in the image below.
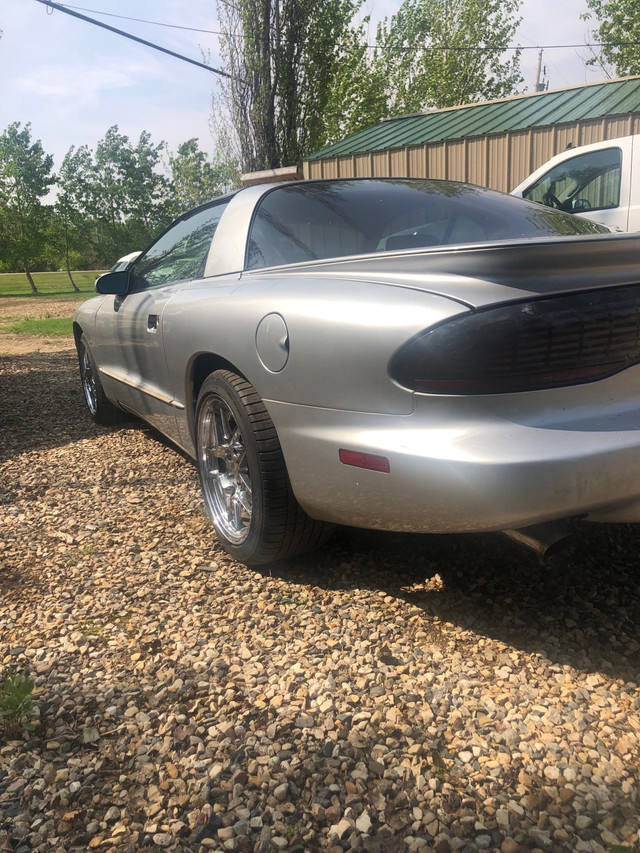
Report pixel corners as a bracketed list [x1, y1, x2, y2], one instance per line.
[304, 113, 640, 192]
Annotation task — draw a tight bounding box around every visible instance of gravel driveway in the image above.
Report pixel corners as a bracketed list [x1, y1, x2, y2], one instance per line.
[0, 347, 639, 853]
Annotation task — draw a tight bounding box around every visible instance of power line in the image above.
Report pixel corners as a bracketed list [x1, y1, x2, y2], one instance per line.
[360, 42, 640, 52]
[36, 0, 640, 59]
[40, 2, 640, 53]
[60, 3, 224, 36]
[34, 0, 235, 78]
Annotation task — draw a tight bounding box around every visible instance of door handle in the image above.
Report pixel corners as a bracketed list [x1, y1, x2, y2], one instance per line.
[147, 314, 159, 331]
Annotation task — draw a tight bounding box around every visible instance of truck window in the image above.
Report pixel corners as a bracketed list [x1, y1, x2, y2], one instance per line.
[522, 147, 622, 213]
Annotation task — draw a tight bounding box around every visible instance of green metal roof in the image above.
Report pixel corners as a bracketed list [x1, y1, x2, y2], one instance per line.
[309, 76, 640, 160]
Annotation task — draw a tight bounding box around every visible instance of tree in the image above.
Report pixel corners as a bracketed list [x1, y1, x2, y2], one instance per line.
[216, 0, 364, 171]
[583, 0, 640, 76]
[321, 19, 390, 145]
[58, 127, 172, 267]
[123, 130, 171, 242]
[0, 124, 236, 276]
[55, 145, 95, 288]
[89, 126, 170, 260]
[0, 122, 55, 292]
[378, 0, 523, 113]
[167, 138, 238, 215]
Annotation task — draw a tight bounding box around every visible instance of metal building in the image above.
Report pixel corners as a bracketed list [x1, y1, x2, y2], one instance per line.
[303, 76, 640, 192]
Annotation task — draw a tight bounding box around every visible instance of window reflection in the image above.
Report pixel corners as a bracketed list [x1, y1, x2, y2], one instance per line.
[133, 201, 229, 289]
[246, 180, 606, 271]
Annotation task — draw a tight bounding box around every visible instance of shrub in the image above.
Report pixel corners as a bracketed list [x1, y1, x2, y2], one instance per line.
[0, 670, 36, 740]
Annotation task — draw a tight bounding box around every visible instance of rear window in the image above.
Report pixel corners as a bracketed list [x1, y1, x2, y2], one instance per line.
[245, 179, 606, 270]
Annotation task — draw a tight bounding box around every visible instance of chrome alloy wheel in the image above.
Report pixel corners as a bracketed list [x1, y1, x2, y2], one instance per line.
[198, 394, 252, 544]
[80, 347, 98, 415]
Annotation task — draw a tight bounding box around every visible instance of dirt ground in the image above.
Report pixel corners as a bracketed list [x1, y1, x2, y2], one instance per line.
[0, 297, 87, 355]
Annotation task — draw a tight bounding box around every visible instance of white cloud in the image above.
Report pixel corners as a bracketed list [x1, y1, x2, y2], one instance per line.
[17, 63, 151, 100]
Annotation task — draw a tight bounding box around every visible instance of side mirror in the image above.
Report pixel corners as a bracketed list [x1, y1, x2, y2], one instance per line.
[95, 270, 130, 295]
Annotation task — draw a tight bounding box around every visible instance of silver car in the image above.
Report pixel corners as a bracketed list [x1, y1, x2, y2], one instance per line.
[74, 178, 640, 565]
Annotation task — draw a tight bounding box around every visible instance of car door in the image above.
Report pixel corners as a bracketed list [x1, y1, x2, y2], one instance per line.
[94, 200, 230, 441]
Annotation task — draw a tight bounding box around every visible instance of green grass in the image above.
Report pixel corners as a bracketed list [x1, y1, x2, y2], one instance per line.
[0, 270, 106, 298]
[0, 670, 36, 740]
[3, 317, 73, 337]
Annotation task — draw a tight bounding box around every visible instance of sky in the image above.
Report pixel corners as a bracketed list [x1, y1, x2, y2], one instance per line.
[0, 0, 605, 170]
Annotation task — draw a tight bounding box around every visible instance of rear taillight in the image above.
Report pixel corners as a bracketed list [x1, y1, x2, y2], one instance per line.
[390, 285, 640, 394]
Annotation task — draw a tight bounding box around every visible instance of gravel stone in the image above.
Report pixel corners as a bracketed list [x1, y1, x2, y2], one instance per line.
[356, 811, 372, 833]
[0, 344, 639, 853]
[152, 833, 174, 847]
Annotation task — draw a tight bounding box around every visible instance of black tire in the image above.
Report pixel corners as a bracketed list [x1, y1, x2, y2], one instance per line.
[196, 370, 330, 566]
[77, 334, 127, 426]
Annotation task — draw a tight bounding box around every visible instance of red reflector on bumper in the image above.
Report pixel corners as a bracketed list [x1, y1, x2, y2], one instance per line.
[339, 449, 390, 473]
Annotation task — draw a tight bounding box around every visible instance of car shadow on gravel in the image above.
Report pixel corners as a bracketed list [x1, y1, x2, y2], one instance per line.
[259, 524, 640, 683]
[0, 350, 100, 462]
[0, 350, 193, 466]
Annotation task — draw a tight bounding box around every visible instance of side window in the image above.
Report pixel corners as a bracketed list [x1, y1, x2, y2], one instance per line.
[132, 201, 229, 289]
[246, 188, 371, 270]
[523, 147, 622, 213]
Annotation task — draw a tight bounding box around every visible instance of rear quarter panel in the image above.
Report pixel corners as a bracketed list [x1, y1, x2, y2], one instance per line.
[160, 274, 471, 453]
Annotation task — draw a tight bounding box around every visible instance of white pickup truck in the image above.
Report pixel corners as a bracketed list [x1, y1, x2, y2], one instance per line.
[511, 135, 640, 232]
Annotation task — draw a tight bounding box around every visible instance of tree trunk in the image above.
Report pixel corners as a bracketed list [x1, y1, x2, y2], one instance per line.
[66, 263, 80, 293]
[24, 266, 38, 294]
[64, 223, 80, 292]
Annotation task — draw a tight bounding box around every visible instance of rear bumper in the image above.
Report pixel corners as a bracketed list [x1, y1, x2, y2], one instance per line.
[267, 392, 640, 532]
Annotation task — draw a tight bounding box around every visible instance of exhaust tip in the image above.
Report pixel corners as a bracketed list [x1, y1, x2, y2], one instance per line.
[502, 522, 574, 558]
